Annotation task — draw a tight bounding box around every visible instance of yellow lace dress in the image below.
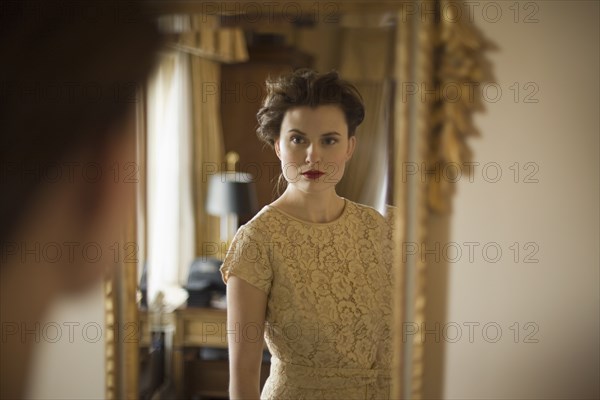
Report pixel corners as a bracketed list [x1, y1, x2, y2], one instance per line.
[220, 198, 395, 400]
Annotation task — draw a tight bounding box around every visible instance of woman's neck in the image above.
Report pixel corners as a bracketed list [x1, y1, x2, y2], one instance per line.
[271, 187, 346, 223]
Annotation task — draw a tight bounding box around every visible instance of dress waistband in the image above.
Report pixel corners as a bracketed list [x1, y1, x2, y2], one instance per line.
[269, 356, 391, 389]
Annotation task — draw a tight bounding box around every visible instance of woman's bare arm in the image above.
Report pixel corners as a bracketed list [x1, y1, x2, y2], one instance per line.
[226, 275, 268, 399]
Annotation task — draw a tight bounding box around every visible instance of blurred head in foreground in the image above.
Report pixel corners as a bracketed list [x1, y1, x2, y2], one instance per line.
[0, 1, 162, 397]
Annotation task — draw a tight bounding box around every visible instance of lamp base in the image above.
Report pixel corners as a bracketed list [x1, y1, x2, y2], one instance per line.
[218, 213, 238, 259]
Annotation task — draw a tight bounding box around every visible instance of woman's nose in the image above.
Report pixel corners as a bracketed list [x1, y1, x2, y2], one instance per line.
[305, 143, 321, 164]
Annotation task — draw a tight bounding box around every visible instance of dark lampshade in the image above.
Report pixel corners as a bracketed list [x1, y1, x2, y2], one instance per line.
[206, 172, 259, 217]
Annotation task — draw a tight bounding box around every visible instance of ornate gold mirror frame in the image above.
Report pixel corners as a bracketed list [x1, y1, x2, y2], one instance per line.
[104, 1, 494, 398]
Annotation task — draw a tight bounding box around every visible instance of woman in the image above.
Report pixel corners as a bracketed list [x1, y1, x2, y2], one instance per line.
[0, 1, 161, 398]
[220, 68, 394, 399]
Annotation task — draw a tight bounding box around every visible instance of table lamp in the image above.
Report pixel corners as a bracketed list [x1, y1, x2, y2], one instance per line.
[206, 152, 258, 256]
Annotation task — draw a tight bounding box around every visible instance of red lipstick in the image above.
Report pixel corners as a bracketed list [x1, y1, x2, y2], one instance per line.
[301, 170, 325, 180]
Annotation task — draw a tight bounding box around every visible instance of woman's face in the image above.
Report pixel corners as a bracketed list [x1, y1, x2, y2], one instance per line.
[274, 104, 356, 195]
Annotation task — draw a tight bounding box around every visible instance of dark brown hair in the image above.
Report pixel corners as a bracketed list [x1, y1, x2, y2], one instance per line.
[256, 68, 365, 148]
[0, 1, 163, 244]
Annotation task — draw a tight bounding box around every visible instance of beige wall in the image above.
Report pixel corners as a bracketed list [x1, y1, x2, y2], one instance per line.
[25, 282, 105, 399]
[441, 1, 599, 399]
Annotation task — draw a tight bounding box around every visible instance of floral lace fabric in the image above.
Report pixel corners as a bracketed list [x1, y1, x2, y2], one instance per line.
[220, 198, 396, 399]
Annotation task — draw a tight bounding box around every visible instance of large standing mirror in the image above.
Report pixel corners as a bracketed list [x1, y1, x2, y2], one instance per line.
[105, 1, 494, 399]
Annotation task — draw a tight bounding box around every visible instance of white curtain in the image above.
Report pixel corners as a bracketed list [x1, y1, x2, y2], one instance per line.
[146, 50, 195, 306]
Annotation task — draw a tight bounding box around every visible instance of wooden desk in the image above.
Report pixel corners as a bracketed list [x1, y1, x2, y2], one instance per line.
[140, 307, 270, 398]
[173, 307, 270, 399]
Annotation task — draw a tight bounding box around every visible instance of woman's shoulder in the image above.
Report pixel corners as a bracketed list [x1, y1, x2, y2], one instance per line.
[236, 199, 397, 234]
[234, 205, 280, 236]
[346, 199, 396, 224]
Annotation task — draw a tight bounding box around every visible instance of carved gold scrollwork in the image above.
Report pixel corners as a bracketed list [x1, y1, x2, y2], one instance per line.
[428, 0, 497, 215]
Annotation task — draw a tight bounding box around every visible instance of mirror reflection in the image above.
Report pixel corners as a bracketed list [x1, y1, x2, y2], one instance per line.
[139, 7, 399, 399]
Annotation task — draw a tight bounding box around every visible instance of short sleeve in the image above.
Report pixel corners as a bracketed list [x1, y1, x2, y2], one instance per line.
[219, 224, 273, 294]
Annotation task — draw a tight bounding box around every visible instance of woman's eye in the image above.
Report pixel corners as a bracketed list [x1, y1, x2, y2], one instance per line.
[291, 135, 304, 144]
[324, 137, 338, 145]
